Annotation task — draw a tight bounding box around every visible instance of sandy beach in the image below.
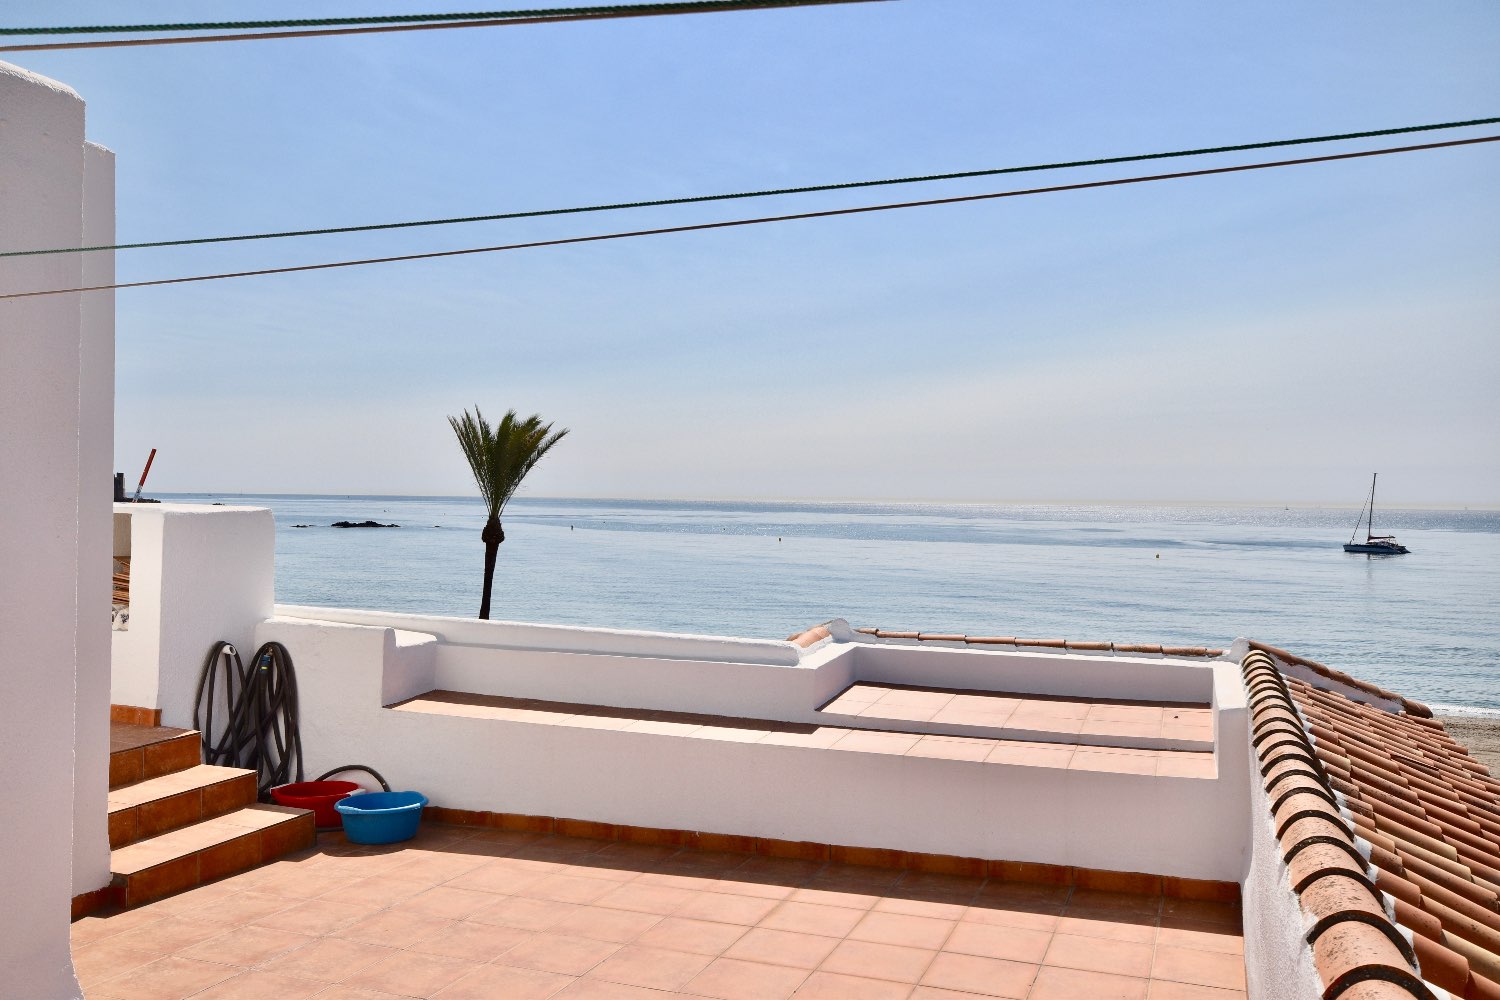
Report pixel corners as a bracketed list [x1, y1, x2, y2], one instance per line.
[1439, 716, 1500, 776]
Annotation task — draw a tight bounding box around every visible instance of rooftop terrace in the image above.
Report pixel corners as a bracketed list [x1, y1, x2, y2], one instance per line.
[74, 824, 1245, 1000]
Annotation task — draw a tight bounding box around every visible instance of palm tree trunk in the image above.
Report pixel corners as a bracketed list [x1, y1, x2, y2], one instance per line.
[478, 516, 505, 620]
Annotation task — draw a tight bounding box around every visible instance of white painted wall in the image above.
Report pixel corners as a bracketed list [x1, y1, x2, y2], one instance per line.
[0, 58, 92, 1000]
[1240, 726, 1322, 1000]
[112, 504, 274, 728]
[259, 612, 1252, 879]
[73, 141, 116, 898]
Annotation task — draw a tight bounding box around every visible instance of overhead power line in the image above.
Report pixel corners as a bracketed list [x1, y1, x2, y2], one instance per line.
[2, 134, 1494, 302]
[5, 116, 1496, 260]
[0, 0, 888, 53]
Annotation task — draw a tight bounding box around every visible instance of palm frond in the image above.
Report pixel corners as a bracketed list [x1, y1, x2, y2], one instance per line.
[448, 406, 568, 518]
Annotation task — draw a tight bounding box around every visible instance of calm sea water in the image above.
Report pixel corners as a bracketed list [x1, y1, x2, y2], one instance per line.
[162, 494, 1500, 714]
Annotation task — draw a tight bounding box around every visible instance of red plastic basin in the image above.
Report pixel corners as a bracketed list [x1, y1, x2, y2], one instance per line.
[270, 780, 361, 828]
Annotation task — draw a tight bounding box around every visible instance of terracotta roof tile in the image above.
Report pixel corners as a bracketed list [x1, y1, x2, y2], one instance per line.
[1242, 645, 1500, 999]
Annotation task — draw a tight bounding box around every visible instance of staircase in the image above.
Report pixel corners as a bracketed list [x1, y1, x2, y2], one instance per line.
[107, 721, 314, 907]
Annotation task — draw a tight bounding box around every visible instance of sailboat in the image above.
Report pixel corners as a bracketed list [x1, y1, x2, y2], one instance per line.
[1343, 473, 1409, 554]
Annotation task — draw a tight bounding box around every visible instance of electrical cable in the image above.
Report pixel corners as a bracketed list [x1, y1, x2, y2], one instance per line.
[5, 116, 1495, 260]
[0, 0, 887, 53]
[194, 641, 304, 799]
[4, 133, 1493, 302]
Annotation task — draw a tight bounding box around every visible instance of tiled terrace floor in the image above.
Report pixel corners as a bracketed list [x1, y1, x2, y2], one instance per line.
[821, 685, 1213, 745]
[394, 693, 1218, 777]
[73, 824, 1246, 1000]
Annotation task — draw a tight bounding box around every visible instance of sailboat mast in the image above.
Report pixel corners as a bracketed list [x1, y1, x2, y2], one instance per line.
[1369, 473, 1377, 541]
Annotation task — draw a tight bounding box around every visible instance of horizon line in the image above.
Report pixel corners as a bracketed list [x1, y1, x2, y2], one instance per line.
[150, 490, 1500, 512]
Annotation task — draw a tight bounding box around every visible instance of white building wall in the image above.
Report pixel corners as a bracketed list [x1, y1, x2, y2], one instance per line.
[0, 59, 91, 1000]
[73, 141, 116, 897]
[111, 505, 275, 729]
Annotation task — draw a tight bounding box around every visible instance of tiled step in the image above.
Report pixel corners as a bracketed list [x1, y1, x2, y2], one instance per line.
[107, 764, 258, 848]
[109, 722, 200, 790]
[110, 803, 315, 907]
[818, 682, 1216, 751]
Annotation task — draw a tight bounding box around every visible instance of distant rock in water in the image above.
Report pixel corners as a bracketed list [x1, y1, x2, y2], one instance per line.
[331, 520, 399, 528]
[291, 524, 313, 529]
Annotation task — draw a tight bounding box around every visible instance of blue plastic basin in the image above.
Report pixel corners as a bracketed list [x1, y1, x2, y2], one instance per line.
[334, 790, 428, 844]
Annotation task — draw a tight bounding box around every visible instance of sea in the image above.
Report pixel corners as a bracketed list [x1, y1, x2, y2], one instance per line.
[160, 494, 1500, 714]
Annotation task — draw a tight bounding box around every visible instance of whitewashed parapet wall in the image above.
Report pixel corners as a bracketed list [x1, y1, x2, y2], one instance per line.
[262, 606, 1251, 880]
[0, 59, 113, 1000]
[112, 504, 275, 728]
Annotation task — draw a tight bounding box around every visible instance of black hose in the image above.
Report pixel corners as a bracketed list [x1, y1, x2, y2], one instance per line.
[194, 640, 304, 799]
[316, 764, 391, 792]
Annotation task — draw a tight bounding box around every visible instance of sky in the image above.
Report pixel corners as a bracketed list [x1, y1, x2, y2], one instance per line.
[6, 1, 1499, 504]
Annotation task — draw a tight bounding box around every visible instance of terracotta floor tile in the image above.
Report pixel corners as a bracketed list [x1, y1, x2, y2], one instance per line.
[467, 894, 581, 931]
[675, 892, 782, 926]
[685, 956, 811, 1000]
[408, 920, 534, 962]
[318, 876, 428, 909]
[725, 928, 842, 969]
[253, 868, 357, 900]
[553, 979, 673, 999]
[1069, 749, 1158, 775]
[1158, 900, 1239, 929]
[1146, 982, 1247, 1000]
[874, 897, 968, 921]
[1067, 890, 1162, 918]
[187, 971, 326, 999]
[549, 905, 663, 943]
[523, 874, 627, 906]
[384, 852, 491, 884]
[343, 951, 478, 998]
[299, 987, 408, 1000]
[447, 862, 553, 895]
[1155, 756, 1217, 779]
[831, 731, 920, 755]
[72, 909, 162, 947]
[1057, 912, 1157, 943]
[180, 891, 298, 928]
[791, 970, 913, 999]
[732, 857, 822, 886]
[252, 898, 377, 937]
[588, 943, 715, 990]
[390, 886, 496, 920]
[634, 916, 750, 956]
[595, 882, 701, 915]
[984, 743, 1075, 768]
[909, 988, 994, 1000]
[918, 953, 1038, 998]
[906, 737, 995, 762]
[848, 911, 955, 950]
[1154, 924, 1244, 956]
[942, 921, 1052, 963]
[88, 955, 238, 1000]
[430, 962, 574, 1000]
[497, 931, 623, 976]
[708, 877, 800, 901]
[1150, 945, 1247, 991]
[258, 937, 396, 983]
[336, 908, 456, 948]
[787, 887, 880, 910]
[761, 902, 866, 938]
[105, 916, 226, 960]
[1042, 934, 1153, 979]
[819, 938, 935, 983]
[1027, 966, 1149, 1000]
[72, 939, 162, 987]
[175, 925, 313, 967]
[809, 864, 904, 892]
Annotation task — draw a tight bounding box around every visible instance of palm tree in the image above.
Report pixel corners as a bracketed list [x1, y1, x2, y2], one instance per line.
[448, 407, 569, 620]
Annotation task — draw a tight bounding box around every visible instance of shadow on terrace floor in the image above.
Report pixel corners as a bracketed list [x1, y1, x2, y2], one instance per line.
[73, 823, 1246, 999]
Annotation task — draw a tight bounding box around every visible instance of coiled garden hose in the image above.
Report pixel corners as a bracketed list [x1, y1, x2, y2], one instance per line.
[194, 640, 303, 799]
[316, 764, 391, 792]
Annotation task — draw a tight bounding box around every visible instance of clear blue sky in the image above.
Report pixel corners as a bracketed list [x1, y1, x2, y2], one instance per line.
[8, 1, 1499, 503]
